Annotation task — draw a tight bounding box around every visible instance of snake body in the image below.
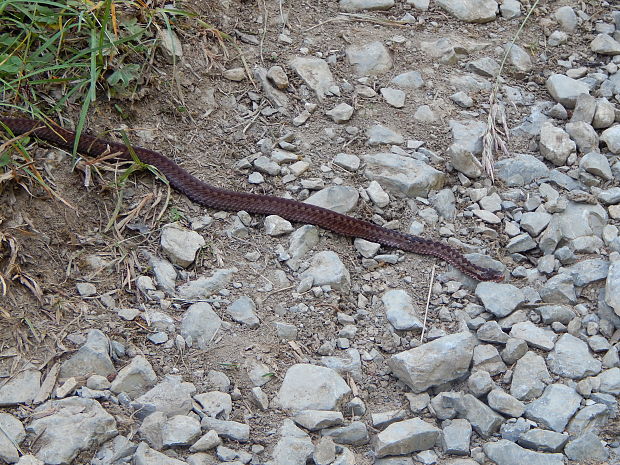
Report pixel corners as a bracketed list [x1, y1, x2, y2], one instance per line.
[0, 116, 504, 281]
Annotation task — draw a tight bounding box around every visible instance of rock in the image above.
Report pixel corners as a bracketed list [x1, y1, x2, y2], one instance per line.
[290, 57, 336, 100]
[180, 302, 222, 349]
[594, 367, 620, 394]
[547, 333, 601, 379]
[436, 0, 498, 23]
[363, 153, 444, 198]
[374, 419, 440, 458]
[413, 105, 438, 123]
[539, 122, 575, 166]
[305, 186, 359, 214]
[321, 421, 369, 446]
[453, 393, 504, 437]
[380, 88, 406, 108]
[564, 432, 609, 462]
[505, 43, 532, 77]
[605, 253, 620, 316]
[293, 410, 344, 431]
[110, 355, 157, 399]
[500, 0, 521, 18]
[475, 282, 525, 317]
[226, 296, 260, 328]
[525, 384, 582, 432]
[510, 351, 551, 401]
[0, 413, 25, 463]
[346, 41, 393, 75]
[447, 143, 483, 178]
[270, 420, 314, 465]
[59, 329, 115, 382]
[580, 151, 613, 180]
[518, 429, 569, 453]
[300, 251, 351, 291]
[441, 418, 472, 455]
[162, 415, 202, 447]
[366, 124, 405, 146]
[487, 389, 525, 417]
[333, 153, 361, 172]
[391, 70, 425, 88]
[28, 397, 117, 464]
[177, 268, 236, 300]
[194, 391, 232, 419]
[339, 0, 394, 12]
[555, 6, 577, 32]
[267, 65, 289, 89]
[483, 440, 564, 465]
[388, 332, 476, 393]
[601, 125, 620, 153]
[591, 33, 620, 55]
[546, 74, 591, 109]
[264, 215, 294, 236]
[274, 364, 351, 410]
[132, 375, 196, 419]
[160, 223, 205, 267]
[157, 29, 183, 63]
[495, 154, 549, 186]
[366, 181, 390, 207]
[134, 442, 185, 465]
[200, 418, 250, 442]
[509, 321, 557, 351]
[189, 430, 222, 452]
[382, 289, 422, 330]
[326, 103, 354, 123]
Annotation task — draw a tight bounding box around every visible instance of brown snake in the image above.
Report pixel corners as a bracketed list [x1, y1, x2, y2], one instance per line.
[0, 116, 504, 282]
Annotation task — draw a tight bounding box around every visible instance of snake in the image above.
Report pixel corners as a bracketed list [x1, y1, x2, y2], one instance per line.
[0, 116, 504, 282]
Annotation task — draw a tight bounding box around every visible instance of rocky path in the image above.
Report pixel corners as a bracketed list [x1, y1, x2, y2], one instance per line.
[1, 0, 620, 464]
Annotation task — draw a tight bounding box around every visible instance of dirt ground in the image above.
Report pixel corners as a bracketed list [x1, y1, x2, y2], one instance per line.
[0, 0, 615, 462]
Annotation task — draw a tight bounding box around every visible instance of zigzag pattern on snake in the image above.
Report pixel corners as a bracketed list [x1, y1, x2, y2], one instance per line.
[0, 116, 504, 282]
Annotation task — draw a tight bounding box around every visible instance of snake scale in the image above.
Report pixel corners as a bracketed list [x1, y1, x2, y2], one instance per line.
[0, 116, 504, 281]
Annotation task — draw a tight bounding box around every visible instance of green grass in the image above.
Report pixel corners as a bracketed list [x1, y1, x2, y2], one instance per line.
[0, 0, 202, 141]
[0, 0, 226, 200]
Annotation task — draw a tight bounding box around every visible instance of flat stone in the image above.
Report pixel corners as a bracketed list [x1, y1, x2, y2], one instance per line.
[525, 384, 582, 432]
[374, 418, 440, 458]
[346, 41, 393, 75]
[363, 153, 444, 198]
[483, 439, 564, 465]
[388, 332, 476, 393]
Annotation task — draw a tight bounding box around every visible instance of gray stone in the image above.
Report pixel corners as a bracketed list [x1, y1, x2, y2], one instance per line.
[391, 70, 425, 89]
[518, 429, 568, 453]
[322, 421, 369, 446]
[300, 251, 350, 291]
[510, 351, 551, 401]
[374, 418, 440, 458]
[160, 223, 205, 267]
[475, 282, 525, 317]
[180, 302, 222, 349]
[274, 364, 350, 410]
[525, 384, 582, 432]
[484, 439, 564, 465]
[580, 151, 613, 180]
[363, 153, 444, 198]
[546, 74, 591, 109]
[539, 122, 575, 166]
[495, 154, 549, 186]
[388, 332, 476, 393]
[346, 41, 393, 75]
[487, 389, 525, 417]
[339, 0, 394, 12]
[509, 321, 557, 351]
[290, 57, 335, 100]
[591, 33, 620, 55]
[226, 296, 260, 328]
[601, 125, 620, 154]
[441, 419, 472, 455]
[453, 393, 504, 438]
[366, 125, 405, 146]
[436, 0, 497, 23]
[382, 289, 422, 330]
[305, 186, 359, 214]
[547, 333, 601, 379]
[564, 432, 609, 462]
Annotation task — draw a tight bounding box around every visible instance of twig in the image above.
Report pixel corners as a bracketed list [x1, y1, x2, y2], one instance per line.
[482, 0, 540, 182]
[420, 264, 435, 342]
